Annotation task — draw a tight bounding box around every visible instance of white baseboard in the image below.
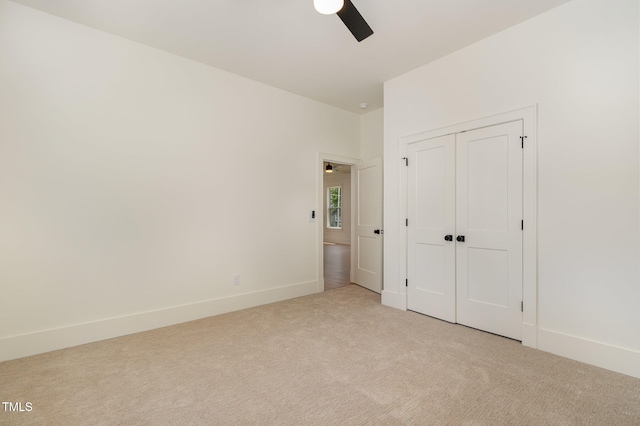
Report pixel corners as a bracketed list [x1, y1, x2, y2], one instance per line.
[521, 323, 537, 349]
[381, 289, 406, 310]
[0, 281, 319, 362]
[538, 328, 640, 379]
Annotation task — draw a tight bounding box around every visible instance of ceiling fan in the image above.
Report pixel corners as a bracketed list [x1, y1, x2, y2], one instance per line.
[314, 0, 374, 42]
[325, 162, 346, 173]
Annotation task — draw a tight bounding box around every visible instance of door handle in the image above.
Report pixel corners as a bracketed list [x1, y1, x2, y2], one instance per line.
[456, 235, 465, 242]
[444, 235, 453, 241]
[374, 229, 383, 235]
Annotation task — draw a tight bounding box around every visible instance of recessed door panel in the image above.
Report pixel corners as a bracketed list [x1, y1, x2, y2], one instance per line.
[416, 146, 446, 230]
[415, 243, 446, 295]
[467, 135, 509, 232]
[357, 165, 378, 227]
[357, 235, 378, 274]
[466, 248, 509, 307]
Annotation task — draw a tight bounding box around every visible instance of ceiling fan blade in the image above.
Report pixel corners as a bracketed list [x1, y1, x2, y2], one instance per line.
[337, 0, 374, 42]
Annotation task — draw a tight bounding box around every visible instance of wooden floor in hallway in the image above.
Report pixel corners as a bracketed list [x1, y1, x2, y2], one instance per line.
[323, 243, 351, 291]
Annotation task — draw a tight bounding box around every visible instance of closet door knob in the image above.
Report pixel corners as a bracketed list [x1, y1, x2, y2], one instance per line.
[456, 235, 465, 242]
[444, 235, 453, 241]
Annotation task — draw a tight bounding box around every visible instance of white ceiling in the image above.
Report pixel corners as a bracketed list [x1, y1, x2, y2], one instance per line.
[10, 0, 571, 114]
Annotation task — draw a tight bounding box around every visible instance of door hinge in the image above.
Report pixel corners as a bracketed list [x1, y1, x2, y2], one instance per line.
[520, 135, 527, 148]
[521, 220, 524, 230]
[406, 218, 408, 227]
[406, 279, 408, 287]
[521, 301, 524, 312]
[402, 157, 408, 166]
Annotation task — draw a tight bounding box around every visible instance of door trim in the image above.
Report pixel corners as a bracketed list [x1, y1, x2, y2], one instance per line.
[400, 105, 538, 348]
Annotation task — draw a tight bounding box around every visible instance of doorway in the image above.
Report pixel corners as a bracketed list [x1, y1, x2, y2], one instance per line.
[323, 162, 352, 291]
[317, 155, 384, 294]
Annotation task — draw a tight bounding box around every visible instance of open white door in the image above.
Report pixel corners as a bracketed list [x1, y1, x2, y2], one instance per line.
[353, 157, 383, 293]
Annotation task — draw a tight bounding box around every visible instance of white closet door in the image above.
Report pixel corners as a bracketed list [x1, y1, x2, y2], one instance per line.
[407, 135, 456, 322]
[455, 121, 523, 340]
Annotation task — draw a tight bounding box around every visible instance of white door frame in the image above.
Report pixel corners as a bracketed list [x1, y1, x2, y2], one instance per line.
[316, 153, 360, 293]
[400, 105, 538, 348]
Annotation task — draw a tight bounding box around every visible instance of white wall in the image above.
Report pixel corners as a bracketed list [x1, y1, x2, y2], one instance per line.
[323, 172, 352, 244]
[0, 1, 360, 360]
[383, 0, 640, 378]
[360, 107, 384, 161]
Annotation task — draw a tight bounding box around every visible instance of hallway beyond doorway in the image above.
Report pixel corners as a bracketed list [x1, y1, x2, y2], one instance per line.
[323, 243, 351, 291]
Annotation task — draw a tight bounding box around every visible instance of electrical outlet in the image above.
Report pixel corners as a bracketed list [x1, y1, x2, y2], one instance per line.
[232, 274, 240, 286]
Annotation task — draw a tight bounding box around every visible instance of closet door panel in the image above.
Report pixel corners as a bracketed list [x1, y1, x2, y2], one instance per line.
[456, 121, 523, 341]
[407, 135, 456, 322]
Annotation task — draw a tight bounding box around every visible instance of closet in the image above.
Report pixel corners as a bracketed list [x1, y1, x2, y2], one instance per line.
[407, 120, 523, 340]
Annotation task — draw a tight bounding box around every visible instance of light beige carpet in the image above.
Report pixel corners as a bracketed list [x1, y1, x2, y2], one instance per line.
[1, 285, 639, 425]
